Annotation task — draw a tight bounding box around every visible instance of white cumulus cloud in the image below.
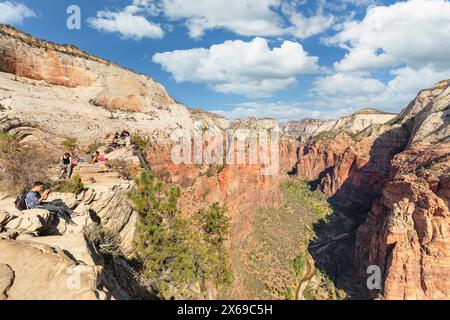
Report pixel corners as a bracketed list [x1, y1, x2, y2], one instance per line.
[312, 72, 386, 96]
[327, 0, 450, 72]
[311, 67, 450, 111]
[152, 37, 320, 98]
[0, 1, 35, 24]
[282, 1, 335, 39]
[100, 0, 335, 40]
[160, 0, 284, 38]
[87, 1, 164, 40]
[309, 0, 450, 116]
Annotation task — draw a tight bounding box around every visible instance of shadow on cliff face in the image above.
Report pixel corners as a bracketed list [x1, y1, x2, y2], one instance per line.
[102, 255, 159, 300]
[306, 123, 410, 300]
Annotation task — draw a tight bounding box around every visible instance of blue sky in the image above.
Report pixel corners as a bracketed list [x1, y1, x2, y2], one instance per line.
[1, 0, 450, 121]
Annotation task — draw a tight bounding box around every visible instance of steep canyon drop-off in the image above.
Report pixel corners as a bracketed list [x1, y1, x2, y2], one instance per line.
[0, 25, 448, 299]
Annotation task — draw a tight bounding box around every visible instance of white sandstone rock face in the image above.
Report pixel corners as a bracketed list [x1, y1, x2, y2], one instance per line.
[4, 209, 53, 234]
[0, 180, 142, 300]
[284, 108, 397, 141]
[0, 71, 193, 145]
[284, 119, 336, 141]
[396, 81, 450, 147]
[0, 239, 108, 300]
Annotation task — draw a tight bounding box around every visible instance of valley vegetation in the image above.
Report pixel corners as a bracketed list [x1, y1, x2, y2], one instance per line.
[235, 179, 343, 300]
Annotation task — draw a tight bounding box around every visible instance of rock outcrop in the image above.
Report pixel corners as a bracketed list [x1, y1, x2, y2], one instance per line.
[297, 80, 449, 300]
[0, 25, 193, 144]
[4, 209, 53, 234]
[0, 173, 143, 300]
[0, 237, 108, 300]
[0, 24, 174, 113]
[285, 108, 396, 142]
[355, 81, 450, 300]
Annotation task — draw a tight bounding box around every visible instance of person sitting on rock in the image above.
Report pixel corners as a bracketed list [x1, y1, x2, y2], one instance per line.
[59, 153, 75, 180]
[25, 182, 77, 226]
[93, 151, 108, 164]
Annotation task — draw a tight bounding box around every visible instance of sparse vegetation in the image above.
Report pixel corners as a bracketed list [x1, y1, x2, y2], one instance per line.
[301, 270, 340, 300]
[0, 132, 52, 194]
[54, 174, 85, 195]
[230, 179, 333, 300]
[84, 224, 121, 257]
[70, 174, 85, 195]
[311, 130, 339, 141]
[129, 171, 232, 299]
[87, 141, 103, 154]
[293, 255, 306, 276]
[130, 133, 150, 152]
[284, 180, 332, 222]
[60, 137, 78, 153]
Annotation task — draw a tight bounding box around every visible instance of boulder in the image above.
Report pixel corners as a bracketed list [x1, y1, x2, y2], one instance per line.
[4, 209, 53, 234]
[0, 239, 109, 300]
[47, 192, 79, 209]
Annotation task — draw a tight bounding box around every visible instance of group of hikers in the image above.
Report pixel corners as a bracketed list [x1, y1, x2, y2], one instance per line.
[15, 130, 134, 227]
[105, 130, 130, 153]
[58, 150, 109, 180]
[58, 130, 131, 180]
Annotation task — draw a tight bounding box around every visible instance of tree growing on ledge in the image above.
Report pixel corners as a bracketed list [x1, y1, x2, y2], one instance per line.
[129, 171, 232, 299]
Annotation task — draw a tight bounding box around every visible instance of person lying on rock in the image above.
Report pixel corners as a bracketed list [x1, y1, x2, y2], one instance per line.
[25, 182, 78, 226]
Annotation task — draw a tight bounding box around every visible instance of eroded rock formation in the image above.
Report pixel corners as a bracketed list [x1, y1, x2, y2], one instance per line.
[0, 24, 174, 113]
[1, 24, 448, 300]
[355, 81, 450, 299]
[284, 108, 396, 142]
[297, 80, 449, 300]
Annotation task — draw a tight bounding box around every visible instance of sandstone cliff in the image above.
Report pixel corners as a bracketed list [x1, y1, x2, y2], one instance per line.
[0, 24, 174, 113]
[355, 80, 450, 299]
[284, 108, 396, 142]
[1, 24, 447, 300]
[296, 81, 449, 300]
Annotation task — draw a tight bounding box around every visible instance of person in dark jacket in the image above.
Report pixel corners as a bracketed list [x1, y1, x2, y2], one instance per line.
[59, 153, 75, 180]
[25, 182, 77, 226]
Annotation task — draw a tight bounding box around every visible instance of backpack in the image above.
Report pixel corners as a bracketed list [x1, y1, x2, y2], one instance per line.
[15, 193, 28, 211]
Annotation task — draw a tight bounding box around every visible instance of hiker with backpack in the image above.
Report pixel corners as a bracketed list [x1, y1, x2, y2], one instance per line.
[19, 182, 78, 226]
